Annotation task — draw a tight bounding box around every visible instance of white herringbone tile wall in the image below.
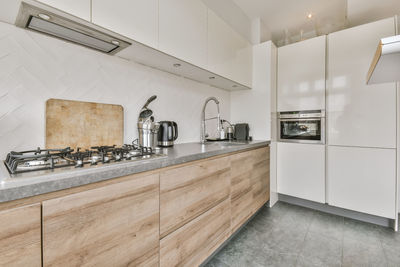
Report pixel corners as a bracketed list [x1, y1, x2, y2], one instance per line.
[0, 22, 230, 159]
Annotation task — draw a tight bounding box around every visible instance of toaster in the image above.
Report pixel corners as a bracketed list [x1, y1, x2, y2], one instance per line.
[234, 123, 249, 141]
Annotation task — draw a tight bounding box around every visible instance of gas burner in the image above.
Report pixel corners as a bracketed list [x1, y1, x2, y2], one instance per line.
[4, 143, 165, 175]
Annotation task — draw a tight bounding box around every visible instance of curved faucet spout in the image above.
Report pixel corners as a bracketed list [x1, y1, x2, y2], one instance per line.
[201, 97, 221, 143]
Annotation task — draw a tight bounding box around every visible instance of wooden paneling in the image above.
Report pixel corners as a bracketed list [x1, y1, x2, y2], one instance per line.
[160, 199, 231, 267]
[251, 147, 270, 212]
[230, 149, 254, 233]
[46, 99, 124, 150]
[230, 147, 270, 232]
[160, 156, 230, 238]
[42, 173, 159, 267]
[0, 204, 41, 267]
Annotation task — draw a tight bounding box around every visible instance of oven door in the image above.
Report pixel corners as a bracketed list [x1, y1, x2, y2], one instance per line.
[278, 117, 325, 144]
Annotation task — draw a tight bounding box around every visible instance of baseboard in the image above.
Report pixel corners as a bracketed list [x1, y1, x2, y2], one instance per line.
[278, 194, 393, 228]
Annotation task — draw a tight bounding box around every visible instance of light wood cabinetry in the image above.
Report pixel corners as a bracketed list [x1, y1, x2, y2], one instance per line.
[92, 0, 159, 48]
[160, 156, 230, 238]
[230, 147, 270, 232]
[42, 173, 160, 267]
[0, 204, 41, 267]
[251, 147, 270, 212]
[159, 0, 208, 69]
[38, 0, 91, 21]
[160, 199, 231, 267]
[0, 146, 269, 267]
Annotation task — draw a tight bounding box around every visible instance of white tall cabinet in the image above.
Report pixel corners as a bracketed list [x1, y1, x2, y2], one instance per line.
[327, 17, 397, 219]
[277, 143, 325, 203]
[92, 0, 159, 49]
[159, 0, 208, 69]
[327, 146, 396, 219]
[327, 18, 397, 149]
[277, 35, 326, 112]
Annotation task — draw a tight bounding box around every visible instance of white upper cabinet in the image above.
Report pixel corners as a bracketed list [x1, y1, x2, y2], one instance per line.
[92, 0, 158, 49]
[327, 146, 396, 219]
[159, 0, 208, 69]
[207, 10, 252, 87]
[277, 35, 326, 112]
[38, 0, 91, 21]
[327, 18, 396, 148]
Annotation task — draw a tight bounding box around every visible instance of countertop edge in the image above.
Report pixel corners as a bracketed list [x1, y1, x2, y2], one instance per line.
[0, 141, 270, 203]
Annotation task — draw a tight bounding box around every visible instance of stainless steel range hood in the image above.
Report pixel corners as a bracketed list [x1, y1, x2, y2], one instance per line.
[367, 35, 400, 84]
[15, 1, 130, 54]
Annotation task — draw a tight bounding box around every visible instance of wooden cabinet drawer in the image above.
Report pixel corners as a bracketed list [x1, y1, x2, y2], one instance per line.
[0, 204, 41, 267]
[160, 156, 230, 238]
[42, 173, 160, 267]
[160, 198, 231, 267]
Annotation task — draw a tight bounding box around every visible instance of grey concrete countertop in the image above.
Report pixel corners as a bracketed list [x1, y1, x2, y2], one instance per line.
[0, 140, 270, 203]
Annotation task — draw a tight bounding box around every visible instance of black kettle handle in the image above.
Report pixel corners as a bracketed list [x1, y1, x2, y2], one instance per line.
[173, 122, 178, 141]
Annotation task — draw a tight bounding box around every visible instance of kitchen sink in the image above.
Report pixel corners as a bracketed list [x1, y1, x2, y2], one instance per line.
[201, 141, 248, 147]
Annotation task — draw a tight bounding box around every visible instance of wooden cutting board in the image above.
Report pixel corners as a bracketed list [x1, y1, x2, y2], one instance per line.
[46, 99, 124, 150]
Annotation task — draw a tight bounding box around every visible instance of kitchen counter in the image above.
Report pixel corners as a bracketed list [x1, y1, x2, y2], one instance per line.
[0, 140, 270, 203]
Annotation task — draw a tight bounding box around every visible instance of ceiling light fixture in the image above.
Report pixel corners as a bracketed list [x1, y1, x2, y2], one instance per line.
[307, 13, 313, 19]
[38, 13, 51, 20]
[209, 76, 215, 80]
[173, 63, 181, 68]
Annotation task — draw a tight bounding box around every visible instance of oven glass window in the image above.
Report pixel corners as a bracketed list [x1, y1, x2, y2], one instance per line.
[280, 120, 321, 140]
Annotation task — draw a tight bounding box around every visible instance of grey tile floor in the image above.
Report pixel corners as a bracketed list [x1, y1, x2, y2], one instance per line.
[204, 202, 400, 267]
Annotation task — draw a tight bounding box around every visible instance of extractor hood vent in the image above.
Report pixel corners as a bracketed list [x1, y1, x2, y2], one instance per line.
[367, 35, 400, 84]
[15, 1, 130, 54]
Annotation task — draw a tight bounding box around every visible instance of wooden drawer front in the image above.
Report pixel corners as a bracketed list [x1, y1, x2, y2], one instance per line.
[251, 147, 270, 212]
[0, 204, 41, 267]
[160, 199, 231, 267]
[160, 156, 230, 237]
[230, 150, 254, 233]
[42, 173, 160, 267]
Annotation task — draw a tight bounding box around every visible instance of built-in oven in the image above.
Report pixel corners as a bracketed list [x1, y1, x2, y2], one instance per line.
[278, 110, 325, 144]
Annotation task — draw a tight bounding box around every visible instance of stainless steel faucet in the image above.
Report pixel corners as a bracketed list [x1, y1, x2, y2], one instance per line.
[201, 97, 221, 143]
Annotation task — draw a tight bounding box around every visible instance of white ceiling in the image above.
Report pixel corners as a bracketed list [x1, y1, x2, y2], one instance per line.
[231, 0, 400, 46]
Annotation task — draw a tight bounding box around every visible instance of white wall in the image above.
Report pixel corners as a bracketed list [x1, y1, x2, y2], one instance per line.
[230, 41, 276, 141]
[0, 22, 231, 159]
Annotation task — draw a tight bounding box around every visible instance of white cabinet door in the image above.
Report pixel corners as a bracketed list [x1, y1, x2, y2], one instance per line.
[207, 10, 252, 87]
[92, 0, 158, 49]
[39, 0, 91, 21]
[327, 18, 396, 148]
[159, 0, 207, 69]
[277, 35, 326, 112]
[327, 146, 396, 219]
[277, 142, 325, 203]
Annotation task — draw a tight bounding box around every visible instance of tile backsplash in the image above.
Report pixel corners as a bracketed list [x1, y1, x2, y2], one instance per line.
[0, 22, 230, 159]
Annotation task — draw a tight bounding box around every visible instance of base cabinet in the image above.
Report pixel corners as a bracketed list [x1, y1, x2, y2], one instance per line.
[160, 199, 231, 267]
[230, 147, 270, 232]
[0, 204, 41, 267]
[327, 146, 396, 219]
[277, 143, 325, 203]
[42, 173, 160, 267]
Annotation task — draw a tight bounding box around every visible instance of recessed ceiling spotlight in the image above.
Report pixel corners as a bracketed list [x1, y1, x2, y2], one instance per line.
[111, 40, 120, 46]
[232, 84, 238, 88]
[173, 63, 181, 68]
[38, 13, 51, 20]
[307, 13, 313, 19]
[209, 76, 215, 80]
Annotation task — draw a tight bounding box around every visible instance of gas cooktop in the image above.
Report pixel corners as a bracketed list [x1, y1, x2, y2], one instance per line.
[4, 142, 165, 175]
